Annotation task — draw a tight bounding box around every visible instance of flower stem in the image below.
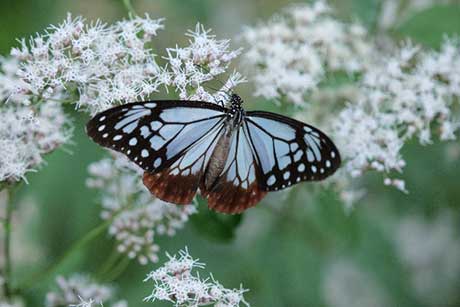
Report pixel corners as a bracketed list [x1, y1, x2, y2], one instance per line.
[2, 187, 16, 299]
[121, 0, 137, 16]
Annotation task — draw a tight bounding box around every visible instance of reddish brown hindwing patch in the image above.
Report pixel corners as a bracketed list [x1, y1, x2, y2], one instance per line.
[201, 180, 268, 214]
[143, 171, 199, 205]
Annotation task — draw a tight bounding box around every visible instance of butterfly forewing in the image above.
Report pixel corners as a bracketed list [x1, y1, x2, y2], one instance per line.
[245, 111, 341, 191]
[86, 101, 227, 173]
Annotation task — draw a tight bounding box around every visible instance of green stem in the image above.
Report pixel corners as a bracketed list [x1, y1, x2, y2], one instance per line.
[95, 249, 123, 280]
[122, 0, 137, 16]
[101, 256, 130, 283]
[2, 187, 15, 299]
[17, 218, 113, 291]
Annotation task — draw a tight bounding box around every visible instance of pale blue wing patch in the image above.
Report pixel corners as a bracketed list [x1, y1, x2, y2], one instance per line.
[245, 112, 341, 191]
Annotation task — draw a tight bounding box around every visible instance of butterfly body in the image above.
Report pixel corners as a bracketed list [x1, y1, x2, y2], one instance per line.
[87, 94, 341, 214]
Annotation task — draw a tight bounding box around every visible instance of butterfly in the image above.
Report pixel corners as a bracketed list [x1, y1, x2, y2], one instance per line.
[86, 93, 341, 214]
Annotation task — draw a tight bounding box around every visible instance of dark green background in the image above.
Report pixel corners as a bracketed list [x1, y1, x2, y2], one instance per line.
[1, 0, 460, 306]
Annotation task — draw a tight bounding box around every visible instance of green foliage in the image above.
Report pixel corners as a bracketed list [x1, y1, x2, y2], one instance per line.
[191, 196, 244, 242]
[397, 5, 460, 48]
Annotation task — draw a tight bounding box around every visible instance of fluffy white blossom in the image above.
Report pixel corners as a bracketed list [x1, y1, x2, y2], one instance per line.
[13, 14, 164, 114]
[322, 260, 389, 307]
[333, 38, 460, 192]
[0, 58, 71, 183]
[161, 23, 245, 104]
[241, 0, 372, 104]
[45, 274, 126, 307]
[87, 154, 196, 265]
[144, 248, 250, 307]
[242, 1, 460, 204]
[394, 211, 460, 306]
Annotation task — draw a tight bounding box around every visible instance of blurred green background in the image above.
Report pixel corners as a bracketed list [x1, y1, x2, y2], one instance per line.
[1, 0, 460, 306]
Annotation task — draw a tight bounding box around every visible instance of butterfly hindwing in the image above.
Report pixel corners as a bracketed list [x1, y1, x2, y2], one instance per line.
[245, 111, 341, 191]
[143, 118, 225, 204]
[86, 101, 227, 174]
[201, 124, 268, 214]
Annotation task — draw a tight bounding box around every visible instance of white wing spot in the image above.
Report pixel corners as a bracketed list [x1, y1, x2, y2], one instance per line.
[320, 168, 325, 174]
[98, 125, 105, 132]
[127, 150, 131, 154]
[141, 149, 149, 158]
[129, 138, 138, 146]
[102, 133, 109, 138]
[326, 160, 331, 168]
[298, 163, 305, 172]
[144, 102, 157, 108]
[331, 151, 336, 158]
[99, 116, 106, 122]
[311, 165, 317, 173]
[283, 171, 290, 180]
[113, 135, 123, 141]
[267, 175, 276, 186]
[296, 177, 301, 182]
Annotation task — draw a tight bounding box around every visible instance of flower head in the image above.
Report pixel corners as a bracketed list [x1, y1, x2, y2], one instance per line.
[45, 274, 126, 307]
[87, 154, 196, 264]
[144, 248, 250, 307]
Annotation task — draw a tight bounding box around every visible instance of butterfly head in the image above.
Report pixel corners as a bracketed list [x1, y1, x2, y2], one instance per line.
[230, 93, 243, 109]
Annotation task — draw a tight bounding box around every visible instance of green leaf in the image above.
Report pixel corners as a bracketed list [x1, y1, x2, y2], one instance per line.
[350, 0, 381, 30]
[190, 196, 243, 242]
[396, 5, 460, 48]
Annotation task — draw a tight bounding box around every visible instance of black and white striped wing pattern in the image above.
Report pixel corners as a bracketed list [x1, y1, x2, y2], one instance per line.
[86, 101, 227, 204]
[201, 125, 267, 214]
[245, 111, 341, 191]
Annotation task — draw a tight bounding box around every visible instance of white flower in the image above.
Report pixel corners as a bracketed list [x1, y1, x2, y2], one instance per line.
[241, 0, 372, 105]
[0, 57, 71, 183]
[45, 274, 125, 307]
[161, 23, 244, 104]
[332, 38, 460, 195]
[144, 248, 250, 307]
[394, 211, 460, 305]
[87, 154, 197, 264]
[13, 14, 164, 114]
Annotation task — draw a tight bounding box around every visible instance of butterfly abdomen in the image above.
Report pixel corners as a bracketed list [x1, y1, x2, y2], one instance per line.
[203, 121, 233, 190]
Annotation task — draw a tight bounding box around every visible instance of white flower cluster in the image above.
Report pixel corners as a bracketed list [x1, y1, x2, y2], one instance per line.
[394, 211, 460, 306]
[333, 38, 460, 192]
[322, 260, 389, 307]
[241, 1, 460, 202]
[0, 58, 70, 184]
[45, 274, 126, 307]
[144, 248, 250, 307]
[240, 0, 372, 104]
[162, 23, 245, 104]
[87, 154, 196, 265]
[12, 13, 164, 114]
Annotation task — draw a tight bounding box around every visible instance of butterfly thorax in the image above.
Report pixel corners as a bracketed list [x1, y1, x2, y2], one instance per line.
[204, 94, 245, 190]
